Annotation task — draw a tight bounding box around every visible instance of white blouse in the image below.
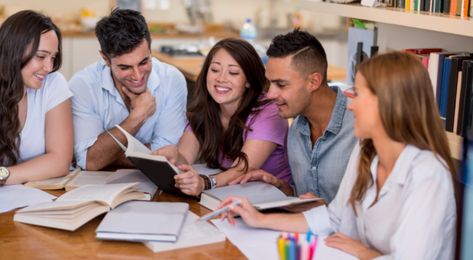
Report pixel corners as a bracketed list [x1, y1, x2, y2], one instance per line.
[304, 144, 456, 260]
[19, 72, 72, 162]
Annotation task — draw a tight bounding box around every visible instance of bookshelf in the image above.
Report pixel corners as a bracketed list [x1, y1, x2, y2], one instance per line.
[298, 0, 469, 159]
[298, 1, 473, 37]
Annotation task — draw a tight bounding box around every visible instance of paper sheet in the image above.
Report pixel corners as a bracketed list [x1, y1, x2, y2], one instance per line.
[211, 219, 356, 260]
[0, 185, 56, 213]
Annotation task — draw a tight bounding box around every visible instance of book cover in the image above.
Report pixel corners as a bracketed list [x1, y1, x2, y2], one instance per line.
[113, 125, 181, 194]
[446, 55, 473, 132]
[458, 60, 473, 136]
[96, 201, 188, 242]
[346, 27, 377, 85]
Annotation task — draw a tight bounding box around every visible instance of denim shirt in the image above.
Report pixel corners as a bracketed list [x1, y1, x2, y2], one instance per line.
[288, 87, 356, 203]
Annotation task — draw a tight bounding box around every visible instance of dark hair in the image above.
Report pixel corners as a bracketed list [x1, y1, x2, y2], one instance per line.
[95, 8, 151, 58]
[0, 10, 62, 165]
[266, 29, 328, 84]
[188, 38, 268, 171]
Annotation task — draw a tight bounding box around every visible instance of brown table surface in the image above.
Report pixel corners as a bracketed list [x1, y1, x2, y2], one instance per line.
[154, 51, 347, 83]
[0, 191, 246, 259]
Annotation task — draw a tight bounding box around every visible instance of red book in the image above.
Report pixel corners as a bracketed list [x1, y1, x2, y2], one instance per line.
[403, 48, 443, 55]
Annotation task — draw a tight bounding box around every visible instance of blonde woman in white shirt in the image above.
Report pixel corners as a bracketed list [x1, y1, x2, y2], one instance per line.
[0, 11, 73, 185]
[220, 52, 457, 259]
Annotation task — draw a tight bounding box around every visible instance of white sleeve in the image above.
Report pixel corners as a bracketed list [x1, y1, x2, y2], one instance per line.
[44, 72, 72, 111]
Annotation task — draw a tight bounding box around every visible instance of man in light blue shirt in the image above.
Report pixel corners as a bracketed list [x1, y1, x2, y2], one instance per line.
[234, 30, 356, 203]
[69, 9, 187, 170]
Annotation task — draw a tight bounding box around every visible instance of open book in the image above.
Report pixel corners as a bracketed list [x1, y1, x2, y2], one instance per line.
[24, 168, 81, 190]
[96, 201, 188, 242]
[25, 169, 158, 200]
[144, 211, 225, 252]
[110, 125, 181, 194]
[14, 182, 148, 231]
[200, 182, 322, 211]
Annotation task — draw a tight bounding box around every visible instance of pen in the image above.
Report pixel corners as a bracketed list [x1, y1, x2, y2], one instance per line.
[197, 200, 241, 222]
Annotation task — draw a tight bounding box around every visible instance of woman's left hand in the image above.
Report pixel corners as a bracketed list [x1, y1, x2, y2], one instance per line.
[325, 232, 381, 260]
[174, 164, 204, 196]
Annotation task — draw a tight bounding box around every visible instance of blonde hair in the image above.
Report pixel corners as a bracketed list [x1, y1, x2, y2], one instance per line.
[349, 52, 456, 212]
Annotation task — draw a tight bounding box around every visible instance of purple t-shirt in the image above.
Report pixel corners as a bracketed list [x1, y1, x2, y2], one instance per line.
[192, 101, 292, 183]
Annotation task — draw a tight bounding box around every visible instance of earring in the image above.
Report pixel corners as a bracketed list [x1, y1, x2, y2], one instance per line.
[245, 83, 250, 88]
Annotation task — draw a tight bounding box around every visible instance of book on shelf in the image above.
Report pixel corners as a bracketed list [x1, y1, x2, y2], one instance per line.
[24, 168, 81, 190]
[144, 211, 226, 252]
[13, 182, 148, 231]
[458, 60, 473, 136]
[446, 54, 473, 132]
[96, 201, 188, 242]
[110, 125, 181, 194]
[25, 169, 158, 200]
[200, 181, 322, 211]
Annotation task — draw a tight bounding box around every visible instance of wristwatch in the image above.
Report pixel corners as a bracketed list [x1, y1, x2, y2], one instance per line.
[0, 167, 10, 186]
[209, 175, 217, 189]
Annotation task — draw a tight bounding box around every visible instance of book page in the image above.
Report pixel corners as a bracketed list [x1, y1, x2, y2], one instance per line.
[57, 182, 139, 207]
[211, 218, 356, 260]
[107, 169, 158, 197]
[24, 168, 80, 190]
[145, 211, 225, 252]
[65, 171, 114, 191]
[0, 185, 56, 213]
[192, 164, 220, 176]
[115, 125, 151, 154]
[204, 182, 288, 205]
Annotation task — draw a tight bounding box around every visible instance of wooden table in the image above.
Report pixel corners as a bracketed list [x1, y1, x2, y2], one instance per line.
[153, 51, 347, 84]
[0, 191, 246, 259]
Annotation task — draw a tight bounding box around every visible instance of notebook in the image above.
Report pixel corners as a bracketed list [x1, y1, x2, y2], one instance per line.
[96, 201, 188, 242]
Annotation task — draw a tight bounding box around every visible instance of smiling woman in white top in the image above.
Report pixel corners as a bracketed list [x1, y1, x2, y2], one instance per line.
[221, 52, 457, 259]
[0, 10, 73, 185]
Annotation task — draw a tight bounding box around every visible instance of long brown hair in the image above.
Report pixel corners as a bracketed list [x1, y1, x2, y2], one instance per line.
[349, 52, 456, 211]
[188, 38, 268, 171]
[0, 10, 62, 165]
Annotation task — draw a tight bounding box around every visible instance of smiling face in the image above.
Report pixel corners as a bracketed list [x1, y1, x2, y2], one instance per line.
[265, 56, 313, 118]
[348, 72, 382, 139]
[104, 39, 152, 95]
[206, 49, 248, 113]
[21, 30, 59, 90]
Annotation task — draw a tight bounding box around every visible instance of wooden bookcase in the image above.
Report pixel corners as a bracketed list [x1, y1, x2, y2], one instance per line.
[298, 0, 473, 159]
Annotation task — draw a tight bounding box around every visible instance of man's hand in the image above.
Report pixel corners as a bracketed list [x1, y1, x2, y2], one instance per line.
[154, 145, 179, 165]
[122, 87, 156, 125]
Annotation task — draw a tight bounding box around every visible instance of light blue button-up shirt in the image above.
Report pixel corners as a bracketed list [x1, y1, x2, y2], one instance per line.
[288, 87, 356, 203]
[69, 57, 187, 169]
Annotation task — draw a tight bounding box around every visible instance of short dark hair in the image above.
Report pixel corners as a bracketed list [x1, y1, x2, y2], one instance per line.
[267, 29, 328, 83]
[95, 8, 151, 58]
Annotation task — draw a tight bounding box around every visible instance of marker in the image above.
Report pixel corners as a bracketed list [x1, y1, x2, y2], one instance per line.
[197, 200, 241, 221]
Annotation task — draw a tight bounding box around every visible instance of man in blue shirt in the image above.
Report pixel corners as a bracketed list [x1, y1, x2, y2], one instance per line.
[69, 9, 187, 170]
[233, 30, 356, 203]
